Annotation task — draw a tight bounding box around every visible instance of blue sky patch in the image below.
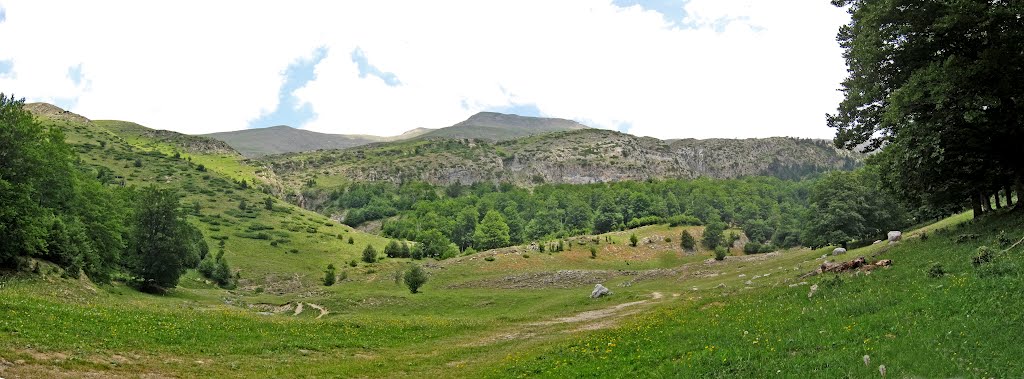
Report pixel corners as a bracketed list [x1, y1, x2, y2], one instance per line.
[67, 64, 83, 86]
[0, 59, 12, 76]
[484, 103, 542, 117]
[247, 46, 327, 129]
[612, 0, 693, 29]
[351, 47, 401, 87]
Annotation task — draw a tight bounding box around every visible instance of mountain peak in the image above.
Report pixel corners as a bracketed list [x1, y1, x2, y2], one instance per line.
[459, 111, 589, 131]
[23, 102, 91, 124]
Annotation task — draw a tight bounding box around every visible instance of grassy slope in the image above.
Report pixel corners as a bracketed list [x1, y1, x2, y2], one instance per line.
[3, 115, 1020, 378]
[495, 211, 1024, 378]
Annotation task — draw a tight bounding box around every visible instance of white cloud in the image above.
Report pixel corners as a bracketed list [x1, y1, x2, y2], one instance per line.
[0, 0, 850, 139]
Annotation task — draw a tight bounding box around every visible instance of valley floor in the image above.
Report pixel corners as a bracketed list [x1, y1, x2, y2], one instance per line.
[3, 211, 1024, 378]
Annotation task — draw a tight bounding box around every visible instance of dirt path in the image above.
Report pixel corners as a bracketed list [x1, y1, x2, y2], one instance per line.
[305, 303, 329, 319]
[468, 292, 665, 347]
[293, 302, 304, 316]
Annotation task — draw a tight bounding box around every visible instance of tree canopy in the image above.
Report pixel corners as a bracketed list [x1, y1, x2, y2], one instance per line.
[829, 0, 1024, 215]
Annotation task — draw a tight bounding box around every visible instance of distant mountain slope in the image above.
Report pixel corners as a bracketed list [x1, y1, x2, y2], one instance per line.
[24, 102, 92, 124]
[203, 112, 588, 157]
[99, 120, 240, 156]
[263, 128, 863, 188]
[415, 112, 589, 141]
[203, 125, 389, 157]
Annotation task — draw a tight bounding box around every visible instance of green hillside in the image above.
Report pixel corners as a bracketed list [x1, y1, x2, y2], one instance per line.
[415, 111, 589, 141]
[262, 128, 863, 191]
[203, 125, 393, 158]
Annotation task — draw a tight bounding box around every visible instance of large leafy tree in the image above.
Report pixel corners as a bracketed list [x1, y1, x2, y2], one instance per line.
[828, 0, 1024, 215]
[473, 210, 511, 251]
[452, 208, 478, 252]
[126, 186, 205, 293]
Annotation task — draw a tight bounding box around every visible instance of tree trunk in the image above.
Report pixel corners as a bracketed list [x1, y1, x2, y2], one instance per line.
[980, 192, 990, 214]
[1004, 184, 1015, 207]
[972, 192, 984, 216]
[992, 192, 1002, 210]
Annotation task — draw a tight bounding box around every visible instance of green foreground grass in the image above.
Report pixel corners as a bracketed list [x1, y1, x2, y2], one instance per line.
[494, 211, 1024, 378]
[4, 211, 1022, 377]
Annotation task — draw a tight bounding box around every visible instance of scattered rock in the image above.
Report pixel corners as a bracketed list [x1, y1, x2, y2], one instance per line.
[888, 231, 902, 243]
[863, 354, 870, 367]
[832, 247, 847, 255]
[744, 280, 753, 285]
[808, 284, 819, 298]
[873, 240, 883, 245]
[788, 281, 809, 288]
[591, 284, 612, 298]
[715, 283, 726, 289]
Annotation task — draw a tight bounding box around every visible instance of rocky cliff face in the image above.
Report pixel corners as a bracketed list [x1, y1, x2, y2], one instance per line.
[263, 129, 862, 188]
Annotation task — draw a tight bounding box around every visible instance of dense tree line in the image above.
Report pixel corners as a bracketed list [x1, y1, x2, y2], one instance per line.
[0, 94, 209, 293]
[320, 177, 832, 256]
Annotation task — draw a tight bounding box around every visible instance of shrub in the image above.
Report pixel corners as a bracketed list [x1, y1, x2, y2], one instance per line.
[323, 264, 336, 286]
[348, 259, 358, 267]
[926, 262, 945, 278]
[956, 233, 980, 243]
[522, 254, 530, 258]
[403, 264, 427, 294]
[626, 216, 664, 229]
[384, 240, 404, 258]
[702, 222, 726, 249]
[714, 247, 727, 261]
[590, 246, 597, 259]
[629, 233, 638, 247]
[997, 230, 1012, 248]
[972, 246, 994, 267]
[348, 236, 355, 244]
[680, 230, 696, 251]
[362, 244, 378, 263]
[667, 214, 702, 227]
[484, 256, 495, 262]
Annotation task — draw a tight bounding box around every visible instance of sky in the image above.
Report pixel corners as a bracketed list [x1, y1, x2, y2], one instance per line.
[0, 1, 852, 139]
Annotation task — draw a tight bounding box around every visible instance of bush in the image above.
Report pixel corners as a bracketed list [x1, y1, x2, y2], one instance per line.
[348, 259, 358, 267]
[680, 230, 696, 251]
[714, 247, 727, 261]
[362, 244, 378, 263]
[972, 246, 994, 267]
[484, 256, 495, 262]
[926, 262, 945, 278]
[997, 230, 1012, 248]
[198, 250, 235, 289]
[667, 214, 702, 227]
[403, 264, 428, 294]
[626, 216, 664, 229]
[742, 242, 776, 254]
[348, 236, 355, 244]
[590, 246, 597, 259]
[703, 222, 726, 249]
[629, 233, 638, 247]
[323, 264, 336, 286]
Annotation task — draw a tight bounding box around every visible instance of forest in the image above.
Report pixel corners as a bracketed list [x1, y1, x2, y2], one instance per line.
[316, 165, 914, 258]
